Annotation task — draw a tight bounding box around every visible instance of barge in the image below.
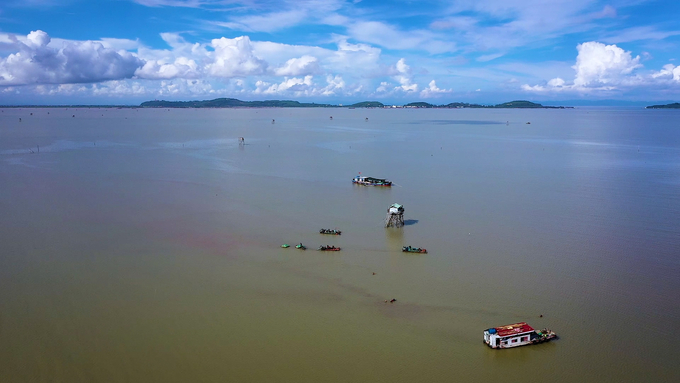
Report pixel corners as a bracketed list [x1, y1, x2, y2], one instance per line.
[352, 175, 392, 187]
[483, 322, 557, 349]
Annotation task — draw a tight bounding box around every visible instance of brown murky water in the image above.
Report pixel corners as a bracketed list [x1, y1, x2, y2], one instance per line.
[1, 107, 678, 382]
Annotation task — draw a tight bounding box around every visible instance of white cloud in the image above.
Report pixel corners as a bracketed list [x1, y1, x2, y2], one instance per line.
[602, 26, 680, 44]
[522, 40, 680, 94]
[135, 57, 201, 79]
[0, 30, 143, 86]
[347, 21, 456, 54]
[215, 10, 308, 33]
[393, 58, 417, 92]
[256, 75, 314, 95]
[320, 74, 344, 95]
[375, 81, 390, 93]
[273, 55, 320, 76]
[92, 80, 148, 96]
[651, 64, 680, 82]
[477, 53, 504, 62]
[420, 80, 452, 97]
[98, 38, 143, 51]
[206, 36, 267, 77]
[572, 41, 642, 87]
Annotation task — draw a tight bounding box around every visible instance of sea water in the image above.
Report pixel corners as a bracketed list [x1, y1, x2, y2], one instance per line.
[0, 107, 678, 382]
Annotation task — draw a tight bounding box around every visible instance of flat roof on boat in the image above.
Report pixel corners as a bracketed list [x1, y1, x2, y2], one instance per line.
[494, 322, 534, 337]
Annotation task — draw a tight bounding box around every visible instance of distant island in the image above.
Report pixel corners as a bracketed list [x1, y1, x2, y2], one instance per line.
[140, 98, 334, 108]
[646, 102, 680, 109]
[140, 98, 570, 109]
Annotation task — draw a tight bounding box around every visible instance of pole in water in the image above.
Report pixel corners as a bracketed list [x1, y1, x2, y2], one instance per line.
[37, 145, 39, 153]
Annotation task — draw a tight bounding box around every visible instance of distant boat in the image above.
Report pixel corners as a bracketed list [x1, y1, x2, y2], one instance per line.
[352, 175, 392, 187]
[402, 246, 427, 253]
[318, 245, 341, 251]
[320, 228, 342, 235]
[483, 322, 557, 349]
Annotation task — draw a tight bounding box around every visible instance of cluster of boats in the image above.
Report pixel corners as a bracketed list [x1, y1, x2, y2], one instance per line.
[354, 176, 557, 349]
[281, 243, 307, 249]
[281, 229, 344, 251]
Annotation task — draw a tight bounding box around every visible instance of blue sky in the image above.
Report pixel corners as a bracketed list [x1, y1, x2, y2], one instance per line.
[1, 0, 679, 104]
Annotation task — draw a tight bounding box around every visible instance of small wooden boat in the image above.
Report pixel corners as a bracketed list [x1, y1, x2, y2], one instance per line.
[281, 244, 290, 248]
[402, 246, 427, 253]
[318, 245, 341, 251]
[295, 243, 307, 250]
[483, 322, 557, 349]
[319, 229, 342, 235]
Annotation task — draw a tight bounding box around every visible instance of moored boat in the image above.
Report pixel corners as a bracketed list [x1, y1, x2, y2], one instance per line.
[352, 175, 392, 187]
[318, 245, 341, 251]
[483, 322, 557, 349]
[295, 243, 307, 250]
[402, 246, 427, 253]
[320, 228, 342, 235]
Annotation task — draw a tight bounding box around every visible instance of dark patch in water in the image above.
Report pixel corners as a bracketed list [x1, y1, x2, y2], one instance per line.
[404, 219, 419, 226]
[411, 120, 505, 125]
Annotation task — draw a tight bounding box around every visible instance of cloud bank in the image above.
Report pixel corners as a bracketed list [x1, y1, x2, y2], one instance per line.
[0, 31, 142, 86]
[523, 41, 679, 94]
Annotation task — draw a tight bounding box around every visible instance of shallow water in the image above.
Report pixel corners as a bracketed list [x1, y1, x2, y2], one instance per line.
[1, 107, 678, 382]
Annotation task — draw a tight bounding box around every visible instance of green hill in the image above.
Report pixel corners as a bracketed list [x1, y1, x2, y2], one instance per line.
[494, 100, 544, 108]
[441, 102, 484, 108]
[646, 102, 680, 109]
[346, 101, 384, 108]
[404, 102, 434, 108]
[140, 98, 335, 108]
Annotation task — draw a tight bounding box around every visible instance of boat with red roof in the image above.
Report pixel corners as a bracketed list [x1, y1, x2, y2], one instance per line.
[483, 322, 557, 349]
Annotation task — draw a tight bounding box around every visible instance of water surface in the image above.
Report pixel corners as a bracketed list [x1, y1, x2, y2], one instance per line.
[1, 107, 678, 382]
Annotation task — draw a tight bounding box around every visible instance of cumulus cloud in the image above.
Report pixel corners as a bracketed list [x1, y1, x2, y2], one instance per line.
[0, 28, 397, 99]
[651, 64, 680, 82]
[522, 40, 680, 95]
[420, 80, 452, 97]
[273, 55, 320, 76]
[207, 36, 267, 77]
[255, 75, 314, 95]
[522, 41, 646, 92]
[393, 58, 417, 92]
[320, 75, 344, 95]
[136, 57, 201, 79]
[572, 41, 641, 87]
[375, 81, 390, 93]
[0, 30, 143, 86]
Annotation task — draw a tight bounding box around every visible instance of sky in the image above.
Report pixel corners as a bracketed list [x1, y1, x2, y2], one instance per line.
[1, 0, 679, 105]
